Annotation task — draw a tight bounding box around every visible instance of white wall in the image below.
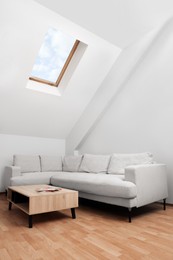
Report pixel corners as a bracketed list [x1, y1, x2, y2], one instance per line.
[78, 19, 173, 203]
[0, 134, 65, 192]
[66, 26, 161, 154]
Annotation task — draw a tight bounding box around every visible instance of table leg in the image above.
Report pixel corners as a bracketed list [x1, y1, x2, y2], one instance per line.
[71, 208, 76, 219]
[28, 215, 33, 228]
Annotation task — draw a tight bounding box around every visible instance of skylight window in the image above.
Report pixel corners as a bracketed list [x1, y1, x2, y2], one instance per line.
[29, 27, 80, 87]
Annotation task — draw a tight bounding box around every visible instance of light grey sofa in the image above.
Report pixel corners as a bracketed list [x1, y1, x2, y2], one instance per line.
[4, 153, 168, 222]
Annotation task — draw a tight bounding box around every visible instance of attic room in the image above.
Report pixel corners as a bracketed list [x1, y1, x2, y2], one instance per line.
[0, 0, 173, 258]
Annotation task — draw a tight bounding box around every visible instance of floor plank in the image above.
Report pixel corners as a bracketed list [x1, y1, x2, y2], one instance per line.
[0, 194, 173, 259]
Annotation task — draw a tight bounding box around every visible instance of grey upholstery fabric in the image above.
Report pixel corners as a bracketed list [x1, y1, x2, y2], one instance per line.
[108, 152, 153, 174]
[5, 154, 167, 212]
[125, 164, 168, 207]
[79, 192, 137, 208]
[40, 156, 62, 172]
[79, 154, 110, 173]
[63, 155, 83, 172]
[13, 155, 41, 173]
[10, 172, 55, 186]
[51, 172, 136, 198]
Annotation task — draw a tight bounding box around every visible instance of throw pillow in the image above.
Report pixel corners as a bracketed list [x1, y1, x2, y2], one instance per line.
[63, 155, 83, 172]
[40, 155, 62, 172]
[79, 154, 110, 173]
[13, 155, 41, 173]
[107, 152, 153, 174]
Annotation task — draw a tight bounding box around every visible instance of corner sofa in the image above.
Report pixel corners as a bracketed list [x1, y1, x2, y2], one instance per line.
[4, 153, 168, 222]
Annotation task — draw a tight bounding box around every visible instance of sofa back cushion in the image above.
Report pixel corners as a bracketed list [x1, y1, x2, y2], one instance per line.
[40, 155, 62, 172]
[107, 152, 153, 175]
[63, 155, 83, 172]
[13, 155, 41, 173]
[79, 154, 110, 173]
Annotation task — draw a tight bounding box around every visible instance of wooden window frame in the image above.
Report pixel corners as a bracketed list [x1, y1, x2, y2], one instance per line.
[29, 40, 80, 87]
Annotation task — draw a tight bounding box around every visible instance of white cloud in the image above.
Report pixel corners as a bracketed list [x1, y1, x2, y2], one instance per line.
[38, 43, 51, 59]
[47, 68, 60, 82]
[33, 63, 48, 72]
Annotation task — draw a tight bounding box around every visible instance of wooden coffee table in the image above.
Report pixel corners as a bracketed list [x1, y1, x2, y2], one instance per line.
[7, 185, 78, 228]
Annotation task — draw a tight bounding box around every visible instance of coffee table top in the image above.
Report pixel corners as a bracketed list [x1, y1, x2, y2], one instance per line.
[8, 184, 77, 197]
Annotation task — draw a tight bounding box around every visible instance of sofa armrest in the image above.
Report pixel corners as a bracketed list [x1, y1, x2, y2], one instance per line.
[125, 164, 168, 207]
[4, 166, 21, 190]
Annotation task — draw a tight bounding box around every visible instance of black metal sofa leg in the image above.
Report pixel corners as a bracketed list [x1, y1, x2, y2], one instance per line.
[163, 199, 166, 210]
[128, 208, 132, 223]
[127, 200, 166, 223]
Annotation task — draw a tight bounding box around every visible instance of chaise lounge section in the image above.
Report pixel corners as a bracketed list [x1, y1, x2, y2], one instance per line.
[4, 153, 168, 222]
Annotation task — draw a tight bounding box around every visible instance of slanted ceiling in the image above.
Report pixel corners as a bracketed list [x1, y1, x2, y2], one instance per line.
[35, 0, 173, 48]
[1, 0, 173, 143]
[0, 0, 120, 139]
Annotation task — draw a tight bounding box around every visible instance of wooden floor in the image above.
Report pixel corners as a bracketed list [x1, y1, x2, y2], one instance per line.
[0, 194, 173, 260]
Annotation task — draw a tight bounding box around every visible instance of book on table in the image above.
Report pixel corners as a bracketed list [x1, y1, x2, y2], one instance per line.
[36, 186, 61, 192]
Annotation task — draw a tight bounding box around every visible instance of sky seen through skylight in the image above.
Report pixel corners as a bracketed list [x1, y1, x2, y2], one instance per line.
[31, 27, 76, 83]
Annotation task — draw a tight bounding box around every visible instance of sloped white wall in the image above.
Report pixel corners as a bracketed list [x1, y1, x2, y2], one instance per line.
[0, 134, 65, 192]
[66, 27, 161, 154]
[79, 19, 173, 203]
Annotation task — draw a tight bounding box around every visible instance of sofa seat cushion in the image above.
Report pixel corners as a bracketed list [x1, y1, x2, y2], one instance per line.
[13, 155, 41, 173]
[10, 172, 54, 186]
[51, 172, 136, 199]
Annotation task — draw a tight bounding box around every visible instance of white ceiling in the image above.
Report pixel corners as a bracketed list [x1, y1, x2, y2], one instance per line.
[0, 0, 120, 139]
[1, 0, 173, 140]
[35, 0, 173, 48]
